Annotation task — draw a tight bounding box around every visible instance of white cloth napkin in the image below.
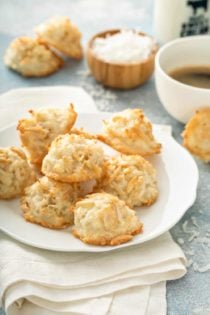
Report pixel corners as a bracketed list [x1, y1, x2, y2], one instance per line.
[0, 86, 187, 315]
[0, 232, 186, 315]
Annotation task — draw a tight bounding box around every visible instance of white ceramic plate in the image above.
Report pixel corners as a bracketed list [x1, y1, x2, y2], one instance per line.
[0, 112, 198, 252]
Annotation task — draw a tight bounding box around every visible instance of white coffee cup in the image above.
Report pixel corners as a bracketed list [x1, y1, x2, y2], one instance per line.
[154, 0, 210, 44]
[155, 35, 210, 123]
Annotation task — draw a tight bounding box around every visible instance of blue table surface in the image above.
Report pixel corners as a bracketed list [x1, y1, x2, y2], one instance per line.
[0, 0, 210, 314]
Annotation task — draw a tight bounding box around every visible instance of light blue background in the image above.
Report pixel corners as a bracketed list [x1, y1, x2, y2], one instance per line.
[0, 1, 209, 314]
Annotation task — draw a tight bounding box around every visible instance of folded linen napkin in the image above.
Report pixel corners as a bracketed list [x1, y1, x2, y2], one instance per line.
[0, 232, 186, 315]
[0, 86, 187, 315]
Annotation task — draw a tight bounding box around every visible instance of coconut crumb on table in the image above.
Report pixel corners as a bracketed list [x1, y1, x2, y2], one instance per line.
[188, 231, 200, 242]
[77, 70, 118, 112]
[182, 220, 191, 234]
[176, 214, 210, 272]
[191, 216, 199, 228]
[197, 237, 210, 246]
[76, 69, 91, 77]
[193, 262, 210, 273]
[186, 259, 193, 268]
[185, 248, 195, 256]
[177, 238, 184, 245]
[192, 306, 210, 314]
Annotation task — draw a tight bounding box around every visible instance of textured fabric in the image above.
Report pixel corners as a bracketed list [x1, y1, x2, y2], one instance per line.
[0, 232, 186, 315]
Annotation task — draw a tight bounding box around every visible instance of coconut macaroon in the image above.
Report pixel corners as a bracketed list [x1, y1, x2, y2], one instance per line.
[97, 154, 158, 208]
[98, 108, 161, 156]
[182, 108, 210, 163]
[35, 16, 83, 60]
[42, 134, 105, 183]
[0, 147, 36, 199]
[4, 37, 63, 77]
[17, 104, 77, 166]
[72, 192, 143, 246]
[21, 176, 81, 229]
[70, 128, 97, 140]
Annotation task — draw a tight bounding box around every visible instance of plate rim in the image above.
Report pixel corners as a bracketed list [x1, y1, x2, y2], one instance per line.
[0, 113, 199, 252]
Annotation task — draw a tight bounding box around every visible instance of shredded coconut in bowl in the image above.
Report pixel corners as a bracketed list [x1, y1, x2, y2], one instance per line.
[91, 30, 154, 64]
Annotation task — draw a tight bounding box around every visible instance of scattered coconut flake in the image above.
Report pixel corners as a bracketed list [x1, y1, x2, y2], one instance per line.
[81, 79, 118, 112]
[196, 237, 210, 246]
[198, 209, 203, 214]
[188, 231, 200, 242]
[182, 220, 192, 234]
[182, 219, 200, 242]
[103, 90, 118, 100]
[191, 216, 199, 227]
[193, 262, 210, 273]
[76, 66, 118, 112]
[186, 259, 193, 268]
[192, 307, 204, 314]
[185, 249, 195, 256]
[206, 231, 210, 237]
[76, 69, 91, 77]
[193, 262, 199, 271]
[192, 307, 210, 314]
[177, 238, 184, 245]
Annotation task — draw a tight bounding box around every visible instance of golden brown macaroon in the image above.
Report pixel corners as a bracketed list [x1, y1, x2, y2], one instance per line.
[4, 37, 63, 77]
[182, 108, 210, 162]
[72, 192, 143, 246]
[17, 104, 77, 166]
[70, 128, 97, 140]
[35, 16, 83, 60]
[0, 147, 36, 199]
[96, 154, 158, 208]
[21, 176, 82, 229]
[42, 134, 105, 183]
[98, 108, 161, 156]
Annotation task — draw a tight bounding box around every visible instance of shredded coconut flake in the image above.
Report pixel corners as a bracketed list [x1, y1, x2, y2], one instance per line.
[188, 231, 200, 242]
[186, 259, 193, 268]
[185, 249, 195, 256]
[192, 307, 205, 314]
[197, 237, 210, 246]
[76, 69, 91, 77]
[92, 30, 154, 64]
[177, 238, 184, 245]
[182, 220, 192, 234]
[182, 219, 200, 243]
[81, 79, 118, 111]
[191, 216, 199, 227]
[193, 262, 210, 273]
[192, 307, 210, 314]
[75, 66, 118, 112]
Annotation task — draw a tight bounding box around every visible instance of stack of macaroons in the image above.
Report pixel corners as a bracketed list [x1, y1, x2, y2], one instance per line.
[0, 107, 161, 246]
[18, 104, 106, 230]
[4, 16, 83, 77]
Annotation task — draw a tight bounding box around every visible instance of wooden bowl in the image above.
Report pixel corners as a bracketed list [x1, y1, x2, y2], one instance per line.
[86, 29, 158, 89]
